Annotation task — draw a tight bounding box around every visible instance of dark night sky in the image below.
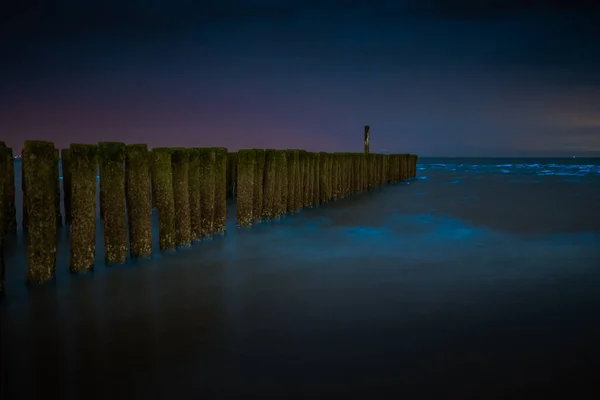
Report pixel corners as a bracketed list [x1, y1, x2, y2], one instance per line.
[1, 0, 599, 156]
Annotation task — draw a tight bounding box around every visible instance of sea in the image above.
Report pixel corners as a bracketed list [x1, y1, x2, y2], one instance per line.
[1, 157, 599, 399]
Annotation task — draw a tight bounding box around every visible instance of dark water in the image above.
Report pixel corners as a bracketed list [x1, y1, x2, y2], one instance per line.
[2, 158, 600, 399]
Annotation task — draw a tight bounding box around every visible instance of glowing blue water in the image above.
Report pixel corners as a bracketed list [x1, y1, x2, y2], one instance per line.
[2, 157, 600, 398]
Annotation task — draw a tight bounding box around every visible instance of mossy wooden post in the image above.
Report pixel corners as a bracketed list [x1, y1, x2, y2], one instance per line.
[300, 151, 311, 208]
[213, 147, 228, 234]
[21, 148, 28, 230]
[252, 150, 265, 223]
[61, 149, 73, 225]
[98, 142, 128, 264]
[69, 144, 98, 273]
[273, 150, 287, 218]
[318, 153, 329, 204]
[125, 144, 153, 258]
[0, 147, 6, 295]
[262, 149, 276, 220]
[199, 148, 216, 238]
[292, 150, 302, 212]
[0, 143, 16, 234]
[187, 149, 202, 242]
[23, 141, 57, 284]
[172, 149, 191, 247]
[53, 149, 62, 227]
[312, 153, 320, 207]
[236, 150, 255, 227]
[284, 150, 296, 213]
[150, 148, 176, 251]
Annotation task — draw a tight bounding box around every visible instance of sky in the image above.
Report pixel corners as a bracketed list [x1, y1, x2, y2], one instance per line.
[1, 0, 599, 156]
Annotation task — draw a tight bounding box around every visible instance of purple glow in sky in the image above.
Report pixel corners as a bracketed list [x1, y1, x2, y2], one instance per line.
[2, 0, 599, 156]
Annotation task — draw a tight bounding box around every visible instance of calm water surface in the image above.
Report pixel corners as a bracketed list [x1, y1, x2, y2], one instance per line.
[1, 158, 600, 399]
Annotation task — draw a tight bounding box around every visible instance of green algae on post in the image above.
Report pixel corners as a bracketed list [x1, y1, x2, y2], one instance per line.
[236, 149, 255, 227]
[171, 148, 191, 247]
[187, 148, 202, 242]
[61, 148, 73, 225]
[23, 141, 57, 284]
[318, 152, 330, 204]
[273, 150, 287, 218]
[311, 153, 320, 207]
[284, 150, 295, 213]
[0, 143, 16, 234]
[125, 144, 153, 258]
[262, 149, 277, 220]
[0, 147, 6, 295]
[198, 148, 216, 237]
[53, 149, 62, 227]
[252, 149, 265, 223]
[213, 147, 228, 235]
[69, 144, 98, 273]
[98, 142, 128, 264]
[150, 148, 176, 250]
[21, 147, 28, 230]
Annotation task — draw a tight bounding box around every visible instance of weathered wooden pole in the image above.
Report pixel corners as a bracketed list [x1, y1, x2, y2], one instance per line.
[98, 142, 128, 264]
[318, 152, 330, 204]
[311, 153, 319, 207]
[69, 144, 98, 273]
[364, 125, 370, 154]
[150, 148, 176, 251]
[0, 146, 6, 295]
[23, 141, 57, 284]
[125, 144, 153, 258]
[61, 149, 73, 225]
[53, 149, 62, 227]
[199, 148, 216, 238]
[252, 149, 265, 223]
[21, 147, 28, 230]
[284, 150, 296, 213]
[213, 147, 228, 235]
[292, 150, 302, 212]
[262, 149, 276, 220]
[187, 148, 202, 242]
[0, 143, 16, 234]
[236, 150, 255, 227]
[273, 150, 286, 218]
[171, 148, 191, 247]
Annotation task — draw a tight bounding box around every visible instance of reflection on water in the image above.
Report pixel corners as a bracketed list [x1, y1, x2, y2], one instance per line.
[1, 158, 600, 398]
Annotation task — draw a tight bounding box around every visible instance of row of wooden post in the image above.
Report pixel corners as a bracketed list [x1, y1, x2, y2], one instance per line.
[232, 150, 418, 227]
[0, 140, 417, 293]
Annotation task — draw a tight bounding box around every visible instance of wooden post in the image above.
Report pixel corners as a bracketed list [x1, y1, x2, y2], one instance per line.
[61, 149, 73, 225]
[199, 148, 216, 238]
[125, 144, 153, 258]
[252, 150, 265, 223]
[262, 149, 276, 220]
[69, 144, 98, 273]
[171, 148, 191, 247]
[0, 143, 16, 234]
[23, 141, 57, 284]
[53, 149, 62, 227]
[150, 148, 176, 251]
[98, 142, 128, 264]
[236, 150, 255, 227]
[187, 148, 202, 242]
[213, 147, 228, 235]
[0, 146, 6, 295]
